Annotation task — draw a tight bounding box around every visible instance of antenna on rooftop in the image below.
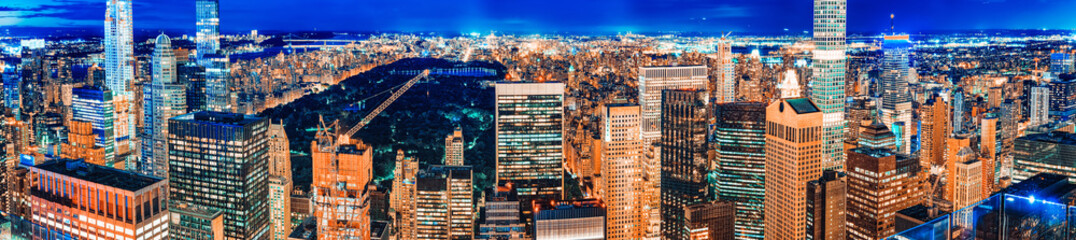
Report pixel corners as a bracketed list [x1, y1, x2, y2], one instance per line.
[890, 13, 895, 34]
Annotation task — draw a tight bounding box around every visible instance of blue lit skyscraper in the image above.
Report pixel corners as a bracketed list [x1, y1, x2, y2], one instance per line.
[812, 0, 848, 170]
[140, 34, 187, 178]
[72, 86, 116, 167]
[105, 0, 133, 96]
[196, 0, 221, 59]
[952, 89, 964, 134]
[204, 54, 231, 112]
[2, 63, 19, 119]
[880, 35, 913, 154]
[713, 102, 767, 240]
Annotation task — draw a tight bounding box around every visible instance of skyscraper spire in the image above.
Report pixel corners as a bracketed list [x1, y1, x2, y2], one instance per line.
[779, 69, 801, 98]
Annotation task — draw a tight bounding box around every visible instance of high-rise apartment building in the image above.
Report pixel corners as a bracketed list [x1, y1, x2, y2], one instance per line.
[29, 159, 168, 240]
[638, 66, 708, 142]
[141, 33, 187, 178]
[712, 102, 766, 240]
[169, 111, 270, 240]
[812, 0, 848, 170]
[846, 147, 926, 240]
[880, 35, 913, 154]
[444, 126, 465, 165]
[920, 94, 950, 168]
[806, 170, 847, 240]
[495, 82, 564, 202]
[415, 165, 474, 240]
[716, 40, 735, 103]
[659, 89, 709, 240]
[1029, 85, 1050, 127]
[105, 0, 135, 167]
[764, 97, 824, 240]
[310, 134, 374, 240]
[600, 103, 645, 240]
[196, 0, 220, 59]
[267, 122, 291, 240]
[71, 86, 117, 167]
[392, 150, 419, 240]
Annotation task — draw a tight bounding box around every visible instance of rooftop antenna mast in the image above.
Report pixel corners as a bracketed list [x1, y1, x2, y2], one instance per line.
[890, 13, 895, 34]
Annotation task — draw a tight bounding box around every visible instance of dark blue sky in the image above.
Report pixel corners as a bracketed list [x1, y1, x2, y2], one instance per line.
[2, 0, 1075, 34]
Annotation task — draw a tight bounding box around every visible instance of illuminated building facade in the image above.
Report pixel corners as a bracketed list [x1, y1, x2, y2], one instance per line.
[880, 35, 913, 154]
[310, 136, 373, 240]
[534, 199, 606, 240]
[600, 104, 645, 240]
[716, 41, 735, 103]
[444, 126, 464, 166]
[141, 33, 187, 178]
[812, 0, 848, 170]
[764, 97, 824, 240]
[196, 0, 220, 58]
[920, 94, 949, 167]
[495, 82, 565, 202]
[712, 102, 766, 240]
[806, 170, 846, 240]
[60, 120, 105, 166]
[659, 89, 709, 240]
[683, 200, 735, 240]
[846, 147, 925, 240]
[168, 111, 270, 240]
[29, 159, 169, 240]
[1013, 132, 1076, 183]
[392, 150, 419, 240]
[71, 86, 116, 167]
[415, 165, 474, 240]
[638, 66, 708, 142]
[169, 201, 226, 240]
[267, 122, 291, 240]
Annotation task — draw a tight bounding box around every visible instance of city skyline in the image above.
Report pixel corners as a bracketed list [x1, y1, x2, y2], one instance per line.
[2, 0, 1076, 34]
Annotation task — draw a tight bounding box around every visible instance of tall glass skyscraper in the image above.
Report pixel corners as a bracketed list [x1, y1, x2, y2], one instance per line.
[812, 0, 848, 170]
[140, 34, 187, 178]
[494, 82, 565, 201]
[880, 35, 913, 154]
[638, 66, 709, 143]
[168, 111, 270, 240]
[196, 0, 220, 59]
[713, 102, 766, 240]
[659, 89, 709, 240]
[716, 40, 736, 103]
[105, 0, 133, 96]
[204, 54, 231, 112]
[72, 86, 116, 167]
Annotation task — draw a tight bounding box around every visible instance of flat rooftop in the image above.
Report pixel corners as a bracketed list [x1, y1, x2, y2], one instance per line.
[172, 111, 264, 126]
[33, 159, 163, 192]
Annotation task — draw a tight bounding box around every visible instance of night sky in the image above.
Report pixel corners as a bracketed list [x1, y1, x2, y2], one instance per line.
[2, 0, 1074, 34]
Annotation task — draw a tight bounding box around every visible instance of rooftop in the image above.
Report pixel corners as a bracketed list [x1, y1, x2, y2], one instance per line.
[173, 111, 264, 126]
[1018, 131, 1076, 145]
[785, 98, 820, 114]
[33, 159, 163, 192]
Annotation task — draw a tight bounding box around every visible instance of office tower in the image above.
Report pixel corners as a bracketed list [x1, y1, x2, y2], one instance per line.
[880, 35, 913, 154]
[683, 200, 736, 240]
[444, 126, 465, 165]
[60, 120, 106, 166]
[476, 188, 526, 240]
[1029, 85, 1050, 127]
[857, 119, 896, 150]
[952, 89, 964, 135]
[812, 0, 848, 170]
[764, 97, 824, 240]
[196, 0, 220, 58]
[1050, 52, 1073, 74]
[204, 54, 231, 112]
[1048, 79, 1076, 120]
[778, 69, 802, 98]
[169, 111, 270, 239]
[392, 150, 419, 240]
[177, 62, 207, 112]
[1013, 132, 1076, 182]
[638, 66, 708, 142]
[600, 104, 645, 240]
[846, 147, 926, 240]
[71, 86, 116, 167]
[716, 40, 735, 103]
[980, 115, 998, 194]
[659, 89, 709, 240]
[494, 82, 564, 201]
[170, 201, 226, 240]
[806, 170, 847, 240]
[141, 34, 187, 178]
[921, 94, 949, 167]
[534, 199, 606, 240]
[309, 132, 374, 240]
[712, 102, 766, 240]
[415, 165, 474, 240]
[29, 159, 168, 240]
[268, 122, 291, 240]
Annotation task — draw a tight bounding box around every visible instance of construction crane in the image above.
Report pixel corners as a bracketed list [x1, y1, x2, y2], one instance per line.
[339, 69, 430, 143]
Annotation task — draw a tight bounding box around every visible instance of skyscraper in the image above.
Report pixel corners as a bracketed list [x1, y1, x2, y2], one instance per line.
[310, 134, 374, 240]
[638, 66, 708, 142]
[812, 0, 848, 170]
[1048, 79, 1076, 120]
[712, 102, 766, 240]
[806, 170, 847, 240]
[1013, 132, 1076, 182]
[1029, 85, 1050, 127]
[534, 199, 606, 240]
[196, 0, 220, 59]
[684, 200, 736, 240]
[494, 82, 565, 201]
[444, 126, 465, 165]
[140, 34, 187, 178]
[920, 94, 949, 168]
[880, 35, 913, 154]
[659, 89, 709, 240]
[60, 120, 106, 166]
[204, 54, 232, 112]
[71, 86, 116, 167]
[105, 0, 133, 96]
[415, 165, 475, 240]
[716, 40, 736, 103]
[1050, 52, 1073, 74]
[952, 90, 965, 134]
[168, 111, 270, 240]
[601, 103, 646, 240]
[268, 122, 292, 240]
[846, 147, 925, 240]
[764, 97, 824, 240]
[392, 150, 419, 240]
